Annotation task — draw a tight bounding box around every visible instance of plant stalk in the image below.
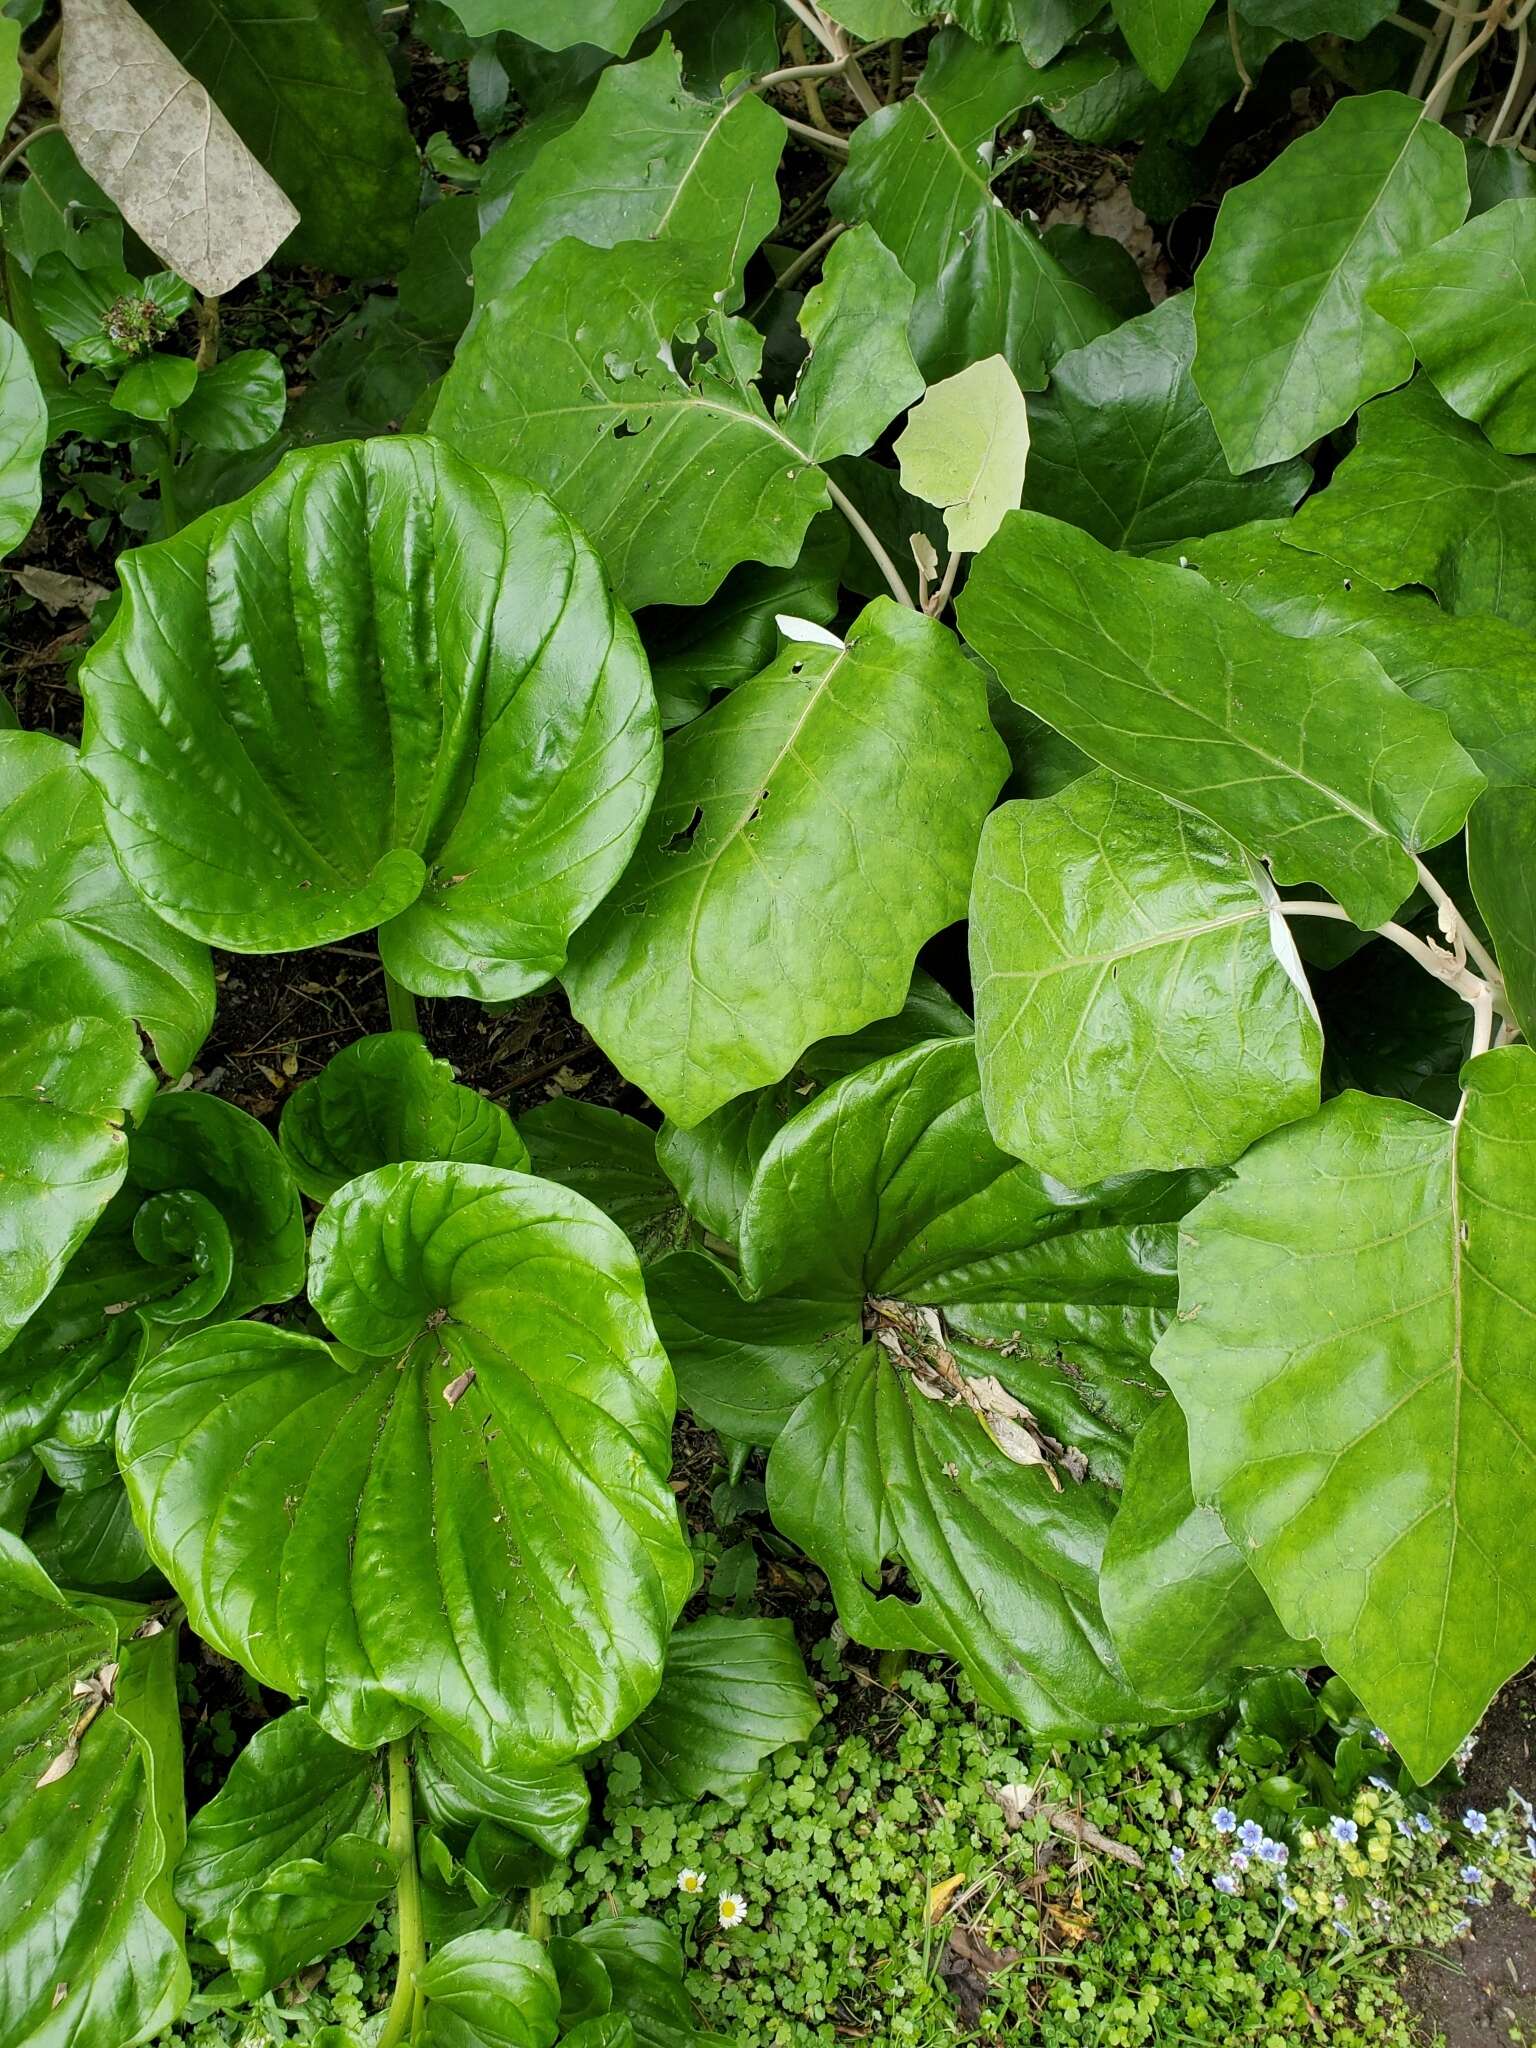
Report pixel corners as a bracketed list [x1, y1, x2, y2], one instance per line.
[383, 967, 420, 1035]
[526, 1881, 551, 1942]
[155, 431, 181, 540]
[378, 1739, 426, 2048]
[821, 471, 918, 608]
[0, 121, 62, 183]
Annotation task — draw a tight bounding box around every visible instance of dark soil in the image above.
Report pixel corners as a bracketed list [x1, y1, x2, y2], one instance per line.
[1403, 1668, 1536, 2046]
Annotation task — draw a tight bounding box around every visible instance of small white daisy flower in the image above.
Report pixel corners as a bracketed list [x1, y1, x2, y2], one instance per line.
[717, 1891, 748, 1929]
[677, 1869, 706, 1896]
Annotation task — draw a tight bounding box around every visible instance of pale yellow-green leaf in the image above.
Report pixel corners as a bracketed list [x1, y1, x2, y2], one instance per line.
[894, 355, 1030, 554]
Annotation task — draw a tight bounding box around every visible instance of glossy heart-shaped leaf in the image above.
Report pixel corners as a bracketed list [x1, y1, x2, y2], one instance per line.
[971, 772, 1323, 1181]
[1192, 93, 1468, 472]
[564, 602, 1007, 1126]
[417, 1930, 562, 2048]
[0, 317, 45, 556]
[26, 1474, 162, 1597]
[176, 348, 286, 452]
[959, 510, 1483, 929]
[118, 1161, 691, 1770]
[0, 1090, 304, 1461]
[519, 1101, 688, 1262]
[832, 30, 1115, 388]
[663, 1038, 1202, 1726]
[0, 732, 213, 1355]
[1156, 1048, 1536, 1780]
[80, 438, 659, 999]
[280, 1033, 528, 1203]
[414, 1731, 589, 1858]
[175, 1708, 387, 1967]
[433, 226, 921, 609]
[0, 1533, 188, 2045]
[620, 1616, 820, 1804]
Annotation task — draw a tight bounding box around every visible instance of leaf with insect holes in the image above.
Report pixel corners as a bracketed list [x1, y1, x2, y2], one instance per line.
[832, 30, 1116, 390]
[59, 0, 298, 296]
[117, 1162, 692, 1771]
[562, 601, 1007, 1127]
[433, 225, 922, 609]
[895, 356, 1031, 555]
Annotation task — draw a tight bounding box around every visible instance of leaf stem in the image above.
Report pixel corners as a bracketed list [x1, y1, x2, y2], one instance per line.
[155, 431, 181, 539]
[1412, 855, 1505, 990]
[926, 549, 963, 618]
[526, 1881, 551, 1942]
[777, 113, 850, 156]
[383, 967, 420, 1035]
[821, 471, 918, 608]
[379, 1740, 425, 2048]
[194, 294, 221, 372]
[1280, 899, 1502, 1012]
[0, 120, 62, 183]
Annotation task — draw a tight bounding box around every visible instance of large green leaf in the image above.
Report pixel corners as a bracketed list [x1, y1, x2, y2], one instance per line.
[563, 602, 1007, 1126]
[1469, 786, 1536, 1040]
[0, 732, 212, 1079]
[432, 225, 921, 609]
[661, 1038, 1201, 1727]
[80, 438, 658, 998]
[118, 1161, 691, 1770]
[1110, 0, 1210, 89]
[135, 0, 418, 277]
[0, 1089, 305, 1461]
[1290, 377, 1536, 639]
[0, 317, 45, 556]
[26, 1474, 162, 1597]
[0, 733, 213, 1356]
[418, 1930, 562, 2048]
[441, 0, 653, 52]
[414, 1730, 589, 1858]
[831, 30, 1115, 389]
[620, 1615, 820, 1804]
[1368, 197, 1536, 456]
[176, 1707, 389, 1994]
[1155, 1047, 1536, 1781]
[971, 772, 1323, 1182]
[471, 37, 783, 304]
[958, 510, 1483, 928]
[1020, 294, 1309, 551]
[0, 1534, 188, 2047]
[1099, 1399, 1315, 1713]
[1191, 93, 1468, 472]
[280, 1033, 528, 1203]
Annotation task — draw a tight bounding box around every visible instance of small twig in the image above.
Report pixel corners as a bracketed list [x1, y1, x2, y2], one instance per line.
[822, 470, 917, 608]
[1425, 0, 1510, 118]
[0, 120, 61, 183]
[1227, 1, 1255, 107]
[768, 220, 846, 296]
[1281, 899, 1500, 1013]
[886, 36, 905, 101]
[1389, 11, 1437, 37]
[778, 170, 839, 238]
[17, 56, 59, 108]
[819, 10, 882, 118]
[783, 21, 835, 132]
[778, 113, 850, 156]
[1412, 6, 1457, 91]
[30, 20, 62, 67]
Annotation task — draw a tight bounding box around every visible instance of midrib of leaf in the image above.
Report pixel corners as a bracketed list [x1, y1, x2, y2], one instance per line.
[1425, 1094, 1468, 1753]
[985, 903, 1263, 978]
[1275, 117, 1426, 379]
[1026, 582, 1411, 861]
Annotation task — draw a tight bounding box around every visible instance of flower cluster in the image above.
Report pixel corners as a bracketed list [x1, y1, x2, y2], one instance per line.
[1176, 1780, 1536, 1950]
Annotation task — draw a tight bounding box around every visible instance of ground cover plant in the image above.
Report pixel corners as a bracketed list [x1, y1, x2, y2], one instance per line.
[2, 0, 1536, 2042]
